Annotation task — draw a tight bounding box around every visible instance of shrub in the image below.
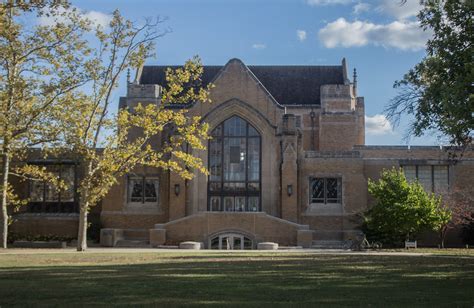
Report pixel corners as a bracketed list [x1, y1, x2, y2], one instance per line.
[364, 168, 445, 247]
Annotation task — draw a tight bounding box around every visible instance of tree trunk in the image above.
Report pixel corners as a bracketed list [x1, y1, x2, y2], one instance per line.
[77, 200, 88, 251]
[0, 150, 10, 249]
[441, 228, 447, 249]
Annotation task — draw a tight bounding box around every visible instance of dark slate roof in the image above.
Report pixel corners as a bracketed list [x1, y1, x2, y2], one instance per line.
[139, 64, 345, 105]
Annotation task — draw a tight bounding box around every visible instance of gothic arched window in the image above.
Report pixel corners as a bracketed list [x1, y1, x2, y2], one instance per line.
[208, 116, 261, 212]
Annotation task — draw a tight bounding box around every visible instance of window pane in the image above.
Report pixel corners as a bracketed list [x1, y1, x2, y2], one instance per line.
[235, 196, 245, 212]
[209, 182, 221, 192]
[248, 125, 259, 136]
[224, 138, 246, 181]
[247, 197, 259, 212]
[211, 124, 222, 137]
[61, 165, 75, 202]
[248, 182, 260, 191]
[310, 178, 324, 203]
[45, 166, 60, 202]
[210, 196, 221, 211]
[326, 178, 340, 203]
[230, 146, 241, 163]
[224, 116, 247, 136]
[434, 165, 448, 193]
[129, 178, 143, 202]
[224, 197, 234, 212]
[144, 179, 159, 203]
[210, 236, 220, 249]
[209, 138, 222, 181]
[223, 182, 234, 191]
[248, 138, 260, 181]
[418, 165, 432, 192]
[30, 180, 44, 202]
[403, 165, 417, 182]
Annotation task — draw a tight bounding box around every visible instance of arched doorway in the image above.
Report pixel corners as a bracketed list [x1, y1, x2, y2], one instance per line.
[209, 233, 253, 250]
[208, 116, 261, 212]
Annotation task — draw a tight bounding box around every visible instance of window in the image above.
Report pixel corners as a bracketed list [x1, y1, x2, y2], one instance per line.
[128, 176, 159, 204]
[208, 116, 261, 212]
[28, 163, 77, 213]
[295, 116, 301, 128]
[402, 165, 449, 193]
[309, 177, 341, 204]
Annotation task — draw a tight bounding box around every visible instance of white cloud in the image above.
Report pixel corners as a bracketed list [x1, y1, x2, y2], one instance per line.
[306, 0, 351, 6]
[377, 0, 422, 20]
[353, 2, 370, 14]
[82, 10, 112, 28]
[318, 18, 431, 51]
[252, 43, 266, 50]
[38, 7, 111, 29]
[296, 30, 307, 41]
[365, 114, 393, 136]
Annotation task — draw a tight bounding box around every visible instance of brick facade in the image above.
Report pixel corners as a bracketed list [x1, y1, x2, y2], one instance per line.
[10, 58, 474, 248]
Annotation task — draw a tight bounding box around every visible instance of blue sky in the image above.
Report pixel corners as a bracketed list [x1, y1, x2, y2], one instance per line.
[68, 0, 439, 145]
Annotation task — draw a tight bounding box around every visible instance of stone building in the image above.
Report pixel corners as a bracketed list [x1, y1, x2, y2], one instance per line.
[10, 58, 474, 248]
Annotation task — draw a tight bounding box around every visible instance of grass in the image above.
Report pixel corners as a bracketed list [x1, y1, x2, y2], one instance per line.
[381, 248, 474, 256]
[1, 251, 474, 307]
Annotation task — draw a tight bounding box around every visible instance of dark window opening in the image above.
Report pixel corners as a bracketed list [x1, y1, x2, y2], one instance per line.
[28, 163, 78, 213]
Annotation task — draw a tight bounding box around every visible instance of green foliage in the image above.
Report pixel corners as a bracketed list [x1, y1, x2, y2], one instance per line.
[386, 0, 473, 147]
[364, 168, 447, 246]
[0, 0, 91, 248]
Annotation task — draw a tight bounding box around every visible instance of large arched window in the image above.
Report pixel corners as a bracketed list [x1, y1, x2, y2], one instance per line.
[208, 116, 261, 212]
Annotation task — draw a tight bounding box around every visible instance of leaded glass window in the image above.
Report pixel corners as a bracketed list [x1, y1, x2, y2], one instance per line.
[310, 178, 342, 204]
[208, 116, 261, 212]
[128, 176, 159, 204]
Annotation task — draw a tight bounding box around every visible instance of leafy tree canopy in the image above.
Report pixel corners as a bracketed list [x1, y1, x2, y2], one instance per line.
[386, 0, 473, 147]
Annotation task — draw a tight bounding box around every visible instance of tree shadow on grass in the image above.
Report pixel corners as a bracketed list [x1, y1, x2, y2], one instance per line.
[0, 254, 473, 306]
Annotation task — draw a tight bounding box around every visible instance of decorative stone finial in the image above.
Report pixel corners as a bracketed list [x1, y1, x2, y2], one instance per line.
[353, 68, 357, 96]
[127, 68, 131, 84]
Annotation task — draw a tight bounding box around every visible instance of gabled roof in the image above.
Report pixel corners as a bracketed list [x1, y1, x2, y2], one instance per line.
[139, 60, 346, 105]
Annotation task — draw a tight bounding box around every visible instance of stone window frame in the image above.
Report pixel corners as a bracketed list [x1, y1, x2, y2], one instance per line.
[308, 176, 342, 205]
[126, 174, 160, 207]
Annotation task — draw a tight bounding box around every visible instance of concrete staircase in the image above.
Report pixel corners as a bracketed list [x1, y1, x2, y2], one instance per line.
[114, 229, 150, 248]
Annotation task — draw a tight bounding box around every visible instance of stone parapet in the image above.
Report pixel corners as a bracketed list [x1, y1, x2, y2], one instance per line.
[305, 150, 361, 158]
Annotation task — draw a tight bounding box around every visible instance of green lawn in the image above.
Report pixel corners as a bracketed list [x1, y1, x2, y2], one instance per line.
[1, 251, 474, 306]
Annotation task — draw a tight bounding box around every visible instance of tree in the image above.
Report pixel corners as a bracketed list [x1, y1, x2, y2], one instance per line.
[386, 0, 473, 148]
[61, 11, 213, 251]
[0, 1, 91, 248]
[437, 187, 474, 247]
[364, 168, 443, 246]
